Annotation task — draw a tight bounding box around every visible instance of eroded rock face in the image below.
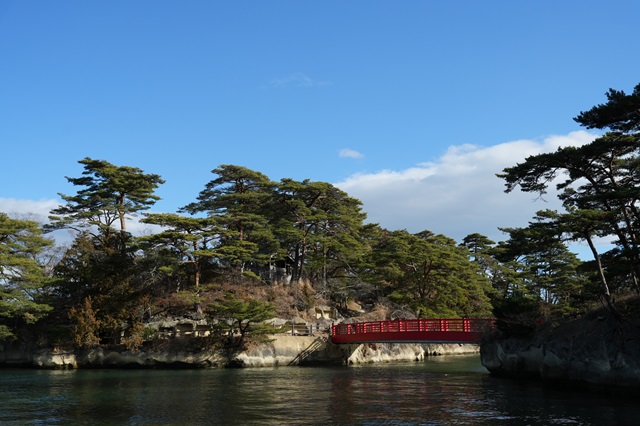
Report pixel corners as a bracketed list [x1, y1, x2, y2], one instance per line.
[345, 342, 478, 365]
[234, 335, 324, 367]
[0, 341, 33, 367]
[33, 350, 78, 369]
[76, 347, 221, 368]
[480, 314, 640, 389]
[2, 334, 480, 369]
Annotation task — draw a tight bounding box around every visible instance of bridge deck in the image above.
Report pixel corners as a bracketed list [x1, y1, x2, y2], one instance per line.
[330, 318, 494, 344]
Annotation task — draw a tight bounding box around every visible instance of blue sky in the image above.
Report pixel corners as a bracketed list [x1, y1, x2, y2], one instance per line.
[1, 1, 639, 249]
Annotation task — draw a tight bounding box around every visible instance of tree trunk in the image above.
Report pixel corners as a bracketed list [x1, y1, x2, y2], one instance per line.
[585, 233, 617, 314]
[291, 245, 301, 284]
[117, 192, 127, 233]
[190, 247, 202, 314]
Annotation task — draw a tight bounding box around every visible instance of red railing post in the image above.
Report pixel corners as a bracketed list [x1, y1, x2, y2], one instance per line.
[440, 319, 448, 332]
[331, 318, 495, 344]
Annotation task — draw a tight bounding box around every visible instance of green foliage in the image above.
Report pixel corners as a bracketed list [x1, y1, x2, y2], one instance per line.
[181, 165, 278, 274]
[492, 294, 542, 337]
[460, 233, 497, 278]
[140, 213, 223, 311]
[48, 157, 164, 240]
[206, 293, 278, 350]
[273, 179, 366, 285]
[52, 232, 143, 344]
[42, 157, 166, 345]
[0, 213, 54, 339]
[498, 83, 640, 313]
[241, 270, 262, 282]
[573, 83, 640, 133]
[8, 153, 612, 350]
[363, 228, 494, 318]
[173, 166, 368, 291]
[495, 215, 585, 308]
[0, 325, 13, 341]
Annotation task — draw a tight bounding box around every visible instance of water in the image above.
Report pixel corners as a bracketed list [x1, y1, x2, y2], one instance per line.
[0, 355, 637, 425]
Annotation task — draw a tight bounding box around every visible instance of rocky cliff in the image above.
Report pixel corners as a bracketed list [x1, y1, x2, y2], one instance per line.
[481, 310, 640, 390]
[1, 334, 479, 369]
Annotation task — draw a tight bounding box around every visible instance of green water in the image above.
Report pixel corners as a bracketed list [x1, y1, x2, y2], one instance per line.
[0, 356, 636, 425]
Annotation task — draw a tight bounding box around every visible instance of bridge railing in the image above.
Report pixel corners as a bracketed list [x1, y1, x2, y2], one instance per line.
[331, 318, 494, 338]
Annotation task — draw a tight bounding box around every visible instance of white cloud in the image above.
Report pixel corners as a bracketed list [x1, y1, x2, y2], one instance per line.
[336, 131, 597, 245]
[0, 197, 163, 243]
[339, 148, 364, 159]
[0, 198, 60, 222]
[269, 72, 331, 88]
[0, 197, 74, 243]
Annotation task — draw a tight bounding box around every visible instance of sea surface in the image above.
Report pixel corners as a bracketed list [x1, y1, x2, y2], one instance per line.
[0, 355, 637, 425]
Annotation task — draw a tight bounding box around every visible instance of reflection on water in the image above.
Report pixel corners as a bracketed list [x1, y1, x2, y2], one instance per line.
[0, 356, 637, 425]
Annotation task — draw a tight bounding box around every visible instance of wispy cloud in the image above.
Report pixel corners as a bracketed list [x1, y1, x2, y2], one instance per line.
[0, 198, 60, 222]
[0, 197, 163, 243]
[269, 72, 331, 88]
[339, 148, 364, 159]
[336, 131, 597, 246]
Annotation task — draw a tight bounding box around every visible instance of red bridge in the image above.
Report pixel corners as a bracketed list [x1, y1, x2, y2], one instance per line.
[330, 318, 494, 344]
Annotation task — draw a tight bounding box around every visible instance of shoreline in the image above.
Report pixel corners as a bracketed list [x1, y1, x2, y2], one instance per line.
[0, 334, 480, 369]
[480, 311, 640, 392]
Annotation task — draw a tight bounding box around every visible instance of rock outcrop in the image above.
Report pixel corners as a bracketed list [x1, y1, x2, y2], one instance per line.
[340, 342, 478, 364]
[2, 334, 479, 369]
[481, 312, 640, 389]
